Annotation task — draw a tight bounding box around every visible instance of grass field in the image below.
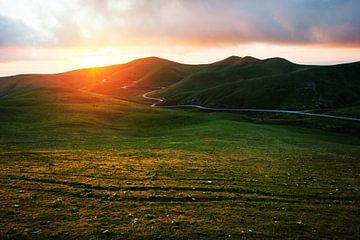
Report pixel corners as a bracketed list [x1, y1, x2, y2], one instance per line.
[0, 88, 359, 239]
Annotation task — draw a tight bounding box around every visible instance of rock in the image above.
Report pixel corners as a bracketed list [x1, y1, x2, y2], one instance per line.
[150, 173, 157, 180]
[70, 207, 79, 213]
[39, 221, 51, 225]
[186, 195, 197, 201]
[14, 204, 20, 208]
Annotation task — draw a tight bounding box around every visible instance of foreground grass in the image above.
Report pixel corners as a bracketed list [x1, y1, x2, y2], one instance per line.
[0, 89, 359, 239]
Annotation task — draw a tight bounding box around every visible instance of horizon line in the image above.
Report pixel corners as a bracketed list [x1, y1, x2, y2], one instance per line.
[1, 55, 359, 78]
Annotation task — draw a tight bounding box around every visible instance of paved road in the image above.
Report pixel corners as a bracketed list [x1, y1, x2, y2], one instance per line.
[142, 89, 360, 122]
[142, 90, 164, 107]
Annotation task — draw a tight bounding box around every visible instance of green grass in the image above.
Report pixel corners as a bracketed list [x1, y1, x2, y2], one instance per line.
[157, 59, 360, 111]
[0, 88, 359, 239]
[325, 105, 360, 117]
[3, 56, 359, 113]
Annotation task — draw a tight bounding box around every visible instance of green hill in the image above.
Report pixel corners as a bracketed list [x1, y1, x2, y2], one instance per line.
[0, 57, 202, 101]
[156, 58, 360, 111]
[1, 56, 359, 113]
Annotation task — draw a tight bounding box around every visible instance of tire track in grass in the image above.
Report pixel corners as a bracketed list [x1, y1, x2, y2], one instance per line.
[0, 175, 355, 204]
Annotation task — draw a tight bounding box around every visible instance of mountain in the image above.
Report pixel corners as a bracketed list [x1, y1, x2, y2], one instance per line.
[0, 56, 359, 113]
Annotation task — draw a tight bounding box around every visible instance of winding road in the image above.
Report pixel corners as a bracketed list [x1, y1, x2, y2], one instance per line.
[142, 90, 164, 107]
[143, 89, 360, 122]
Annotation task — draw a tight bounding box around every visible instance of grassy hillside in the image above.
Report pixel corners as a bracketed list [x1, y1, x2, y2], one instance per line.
[0, 57, 202, 102]
[157, 59, 360, 111]
[2, 56, 359, 114]
[0, 87, 359, 239]
[157, 57, 304, 99]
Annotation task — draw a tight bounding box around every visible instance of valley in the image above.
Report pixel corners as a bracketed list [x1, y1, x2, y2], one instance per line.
[0, 57, 359, 239]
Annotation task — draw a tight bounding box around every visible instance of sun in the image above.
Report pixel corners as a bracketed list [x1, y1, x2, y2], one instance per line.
[83, 55, 108, 67]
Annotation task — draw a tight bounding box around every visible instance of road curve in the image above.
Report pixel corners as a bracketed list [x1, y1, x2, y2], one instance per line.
[142, 89, 360, 122]
[142, 90, 164, 107]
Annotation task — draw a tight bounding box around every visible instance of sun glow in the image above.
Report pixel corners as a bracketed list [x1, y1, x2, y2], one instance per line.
[83, 55, 108, 68]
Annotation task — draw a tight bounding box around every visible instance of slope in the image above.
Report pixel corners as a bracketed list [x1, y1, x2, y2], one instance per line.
[1, 56, 359, 113]
[0, 80, 360, 239]
[157, 59, 360, 110]
[0, 57, 203, 102]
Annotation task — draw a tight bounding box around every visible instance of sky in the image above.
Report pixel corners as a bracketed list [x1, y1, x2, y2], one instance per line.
[0, 0, 360, 76]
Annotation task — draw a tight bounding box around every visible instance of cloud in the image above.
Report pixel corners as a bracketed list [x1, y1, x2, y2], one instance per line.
[74, 0, 360, 47]
[0, 14, 39, 47]
[1, 0, 360, 51]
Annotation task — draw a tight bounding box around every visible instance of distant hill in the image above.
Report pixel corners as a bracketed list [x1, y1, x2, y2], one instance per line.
[0, 56, 359, 112]
[157, 58, 360, 110]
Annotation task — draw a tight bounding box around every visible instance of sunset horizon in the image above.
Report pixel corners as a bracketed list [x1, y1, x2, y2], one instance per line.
[2, 53, 360, 77]
[1, 0, 359, 76]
